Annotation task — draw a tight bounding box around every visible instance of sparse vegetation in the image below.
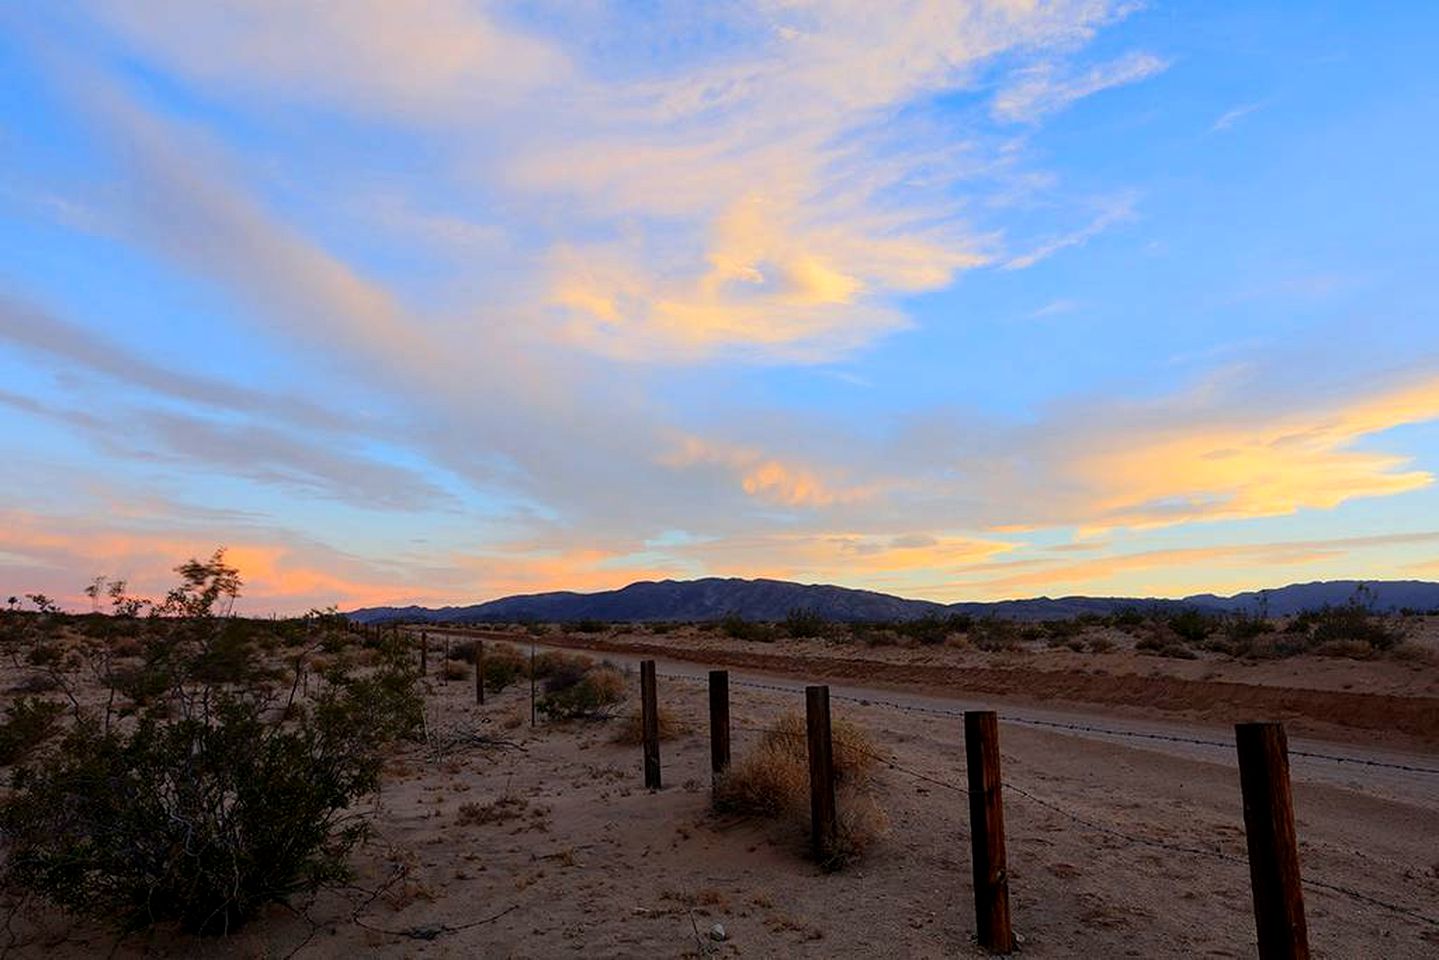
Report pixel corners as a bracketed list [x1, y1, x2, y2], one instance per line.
[713, 710, 886, 869]
[0, 551, 422, 937]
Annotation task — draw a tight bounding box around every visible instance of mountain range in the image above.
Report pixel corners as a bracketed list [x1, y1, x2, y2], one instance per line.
[345, 577, 1439, 625]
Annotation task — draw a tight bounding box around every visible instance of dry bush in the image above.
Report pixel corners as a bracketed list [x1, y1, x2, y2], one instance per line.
[457, 793, 529, 826]
[537, 664, 626, 720]
[441, 660, 470, 681]
[610, 702, 686, 744]
[713, 710, 885, 868]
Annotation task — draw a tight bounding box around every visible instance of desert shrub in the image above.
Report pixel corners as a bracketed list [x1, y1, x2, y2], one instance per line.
[1167, 608, 1219, 644]
[532, 650, 593, 680]
[537, 665, 626, 720]
[0, 697, 65, 765]
[1108, 607, 1145, 630]
[1087, 635, 1116, 654]
[971, 617, 1021, 652]
[9, 673, 61, 695]
[0, 614, 419, 936]
[1042, 618, 1084, 641]
[26, 643, 61, 667]
[1, 696, 382, 935]
[897, 614, 956, 646]
[611, 701, 685, 744]
[713, 710, 883, 869]
[718, 613, 777, 642]
[782, 608, 827, 639]
[647, 621, 679, 635]
[570, 619, 608, 634]
[1309, 596, 1402, 653]
[479, 644, 528, 692]
[1135, 631, 1199, 659]
[441, 660, 470, 681]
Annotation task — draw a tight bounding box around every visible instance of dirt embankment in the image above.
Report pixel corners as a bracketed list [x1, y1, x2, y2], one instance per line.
[432, 627, 1439, 749]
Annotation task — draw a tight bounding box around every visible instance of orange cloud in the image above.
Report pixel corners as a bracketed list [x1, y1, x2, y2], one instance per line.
[954, 531, 1439, 600]
[660, 434, 876, 507]
[1069, 377, 1439, 532]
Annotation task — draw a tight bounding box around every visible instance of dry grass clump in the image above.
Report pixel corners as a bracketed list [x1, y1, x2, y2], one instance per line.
[610, 702, 687, 744]
[713, 710, 886, 868]
[456, 793, 529, 826]
[440, 660, 470, 681]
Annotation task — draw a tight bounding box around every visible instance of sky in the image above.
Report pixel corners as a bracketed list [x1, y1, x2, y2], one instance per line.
[2, 1, 1439, 614]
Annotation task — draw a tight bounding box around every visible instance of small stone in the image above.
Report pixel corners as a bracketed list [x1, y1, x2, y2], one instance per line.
[710, 923, 727, 942]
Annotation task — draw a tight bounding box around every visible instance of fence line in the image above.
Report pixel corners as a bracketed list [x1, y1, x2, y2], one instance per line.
[662, 670, 1439, 936]
[654, 669, 1439, 777]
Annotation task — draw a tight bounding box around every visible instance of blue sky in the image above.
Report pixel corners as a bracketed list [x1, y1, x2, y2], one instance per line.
[2, 1, 1438, 613]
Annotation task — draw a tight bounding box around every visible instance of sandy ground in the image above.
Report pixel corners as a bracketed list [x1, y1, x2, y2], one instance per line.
[448, 622, 1439, 751]
[6, 629, 1437, 960]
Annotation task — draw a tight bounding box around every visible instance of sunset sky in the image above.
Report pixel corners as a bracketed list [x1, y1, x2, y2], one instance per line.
[3, 2, 1438, 614]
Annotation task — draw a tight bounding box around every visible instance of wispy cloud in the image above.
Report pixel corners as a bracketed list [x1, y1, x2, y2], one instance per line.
[1210, 99, 1269, 133]
[1004, 197, 1136, 269]
[992, 51, 1169, 124]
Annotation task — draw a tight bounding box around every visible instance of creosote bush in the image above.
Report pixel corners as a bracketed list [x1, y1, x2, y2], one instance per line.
[537, 664, 625, 720]
[0, 697, 65, 766]
[0, 550, 423, 937]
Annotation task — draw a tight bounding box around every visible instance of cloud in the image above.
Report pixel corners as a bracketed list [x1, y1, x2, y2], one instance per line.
[1210, 100, 1268, 133]
[1064, 376, 1439, 532]
[1004, 196, 1135, 269]
[91, 0, 570, 118]
[957, 531, 1439, 596]
[659, 434, 877, 508]
[68, 2, 1151, 363]
[992, 51, 1168, 123]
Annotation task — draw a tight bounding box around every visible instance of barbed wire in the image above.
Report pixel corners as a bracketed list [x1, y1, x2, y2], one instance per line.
[672, 673, 1439, 930]
[659, 670, 1439, 776]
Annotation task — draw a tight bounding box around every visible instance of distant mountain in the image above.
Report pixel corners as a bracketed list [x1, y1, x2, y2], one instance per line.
[345, 577, 1439, 624]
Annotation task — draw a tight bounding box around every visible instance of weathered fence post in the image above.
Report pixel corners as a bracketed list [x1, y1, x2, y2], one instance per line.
[805, 685, 837, 861]
[443, 634, 452, 681]
[1236, 722, 1309, 960]
[419, 630, 428, 676]
[964, 710, 1014, 954]
[529, 642, 537, 727]
[475, 640, 485, 705]
[641, 660, 661, 789]
[709, 670, 730, 782]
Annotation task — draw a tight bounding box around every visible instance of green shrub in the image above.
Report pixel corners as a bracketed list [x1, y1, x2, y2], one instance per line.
[536, 666, 626, 720]
[782, 608, 827, 639]
[479, 644, 528, 692]
[0, 697, 65, 765]
[719, 614, 777, 642]
[971, 617, 1021, 652]
[1167, 608, 1219, 644]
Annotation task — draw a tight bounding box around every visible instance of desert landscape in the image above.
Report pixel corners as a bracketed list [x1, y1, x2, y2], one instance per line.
[1, 591, 1435, 958]
[6, 3, 1439, 958]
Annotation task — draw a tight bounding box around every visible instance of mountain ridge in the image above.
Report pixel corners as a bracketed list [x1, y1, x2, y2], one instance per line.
[345, 577, 1439, 624]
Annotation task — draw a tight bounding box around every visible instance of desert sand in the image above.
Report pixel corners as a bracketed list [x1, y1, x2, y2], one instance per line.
[4, 625, 1437, 958]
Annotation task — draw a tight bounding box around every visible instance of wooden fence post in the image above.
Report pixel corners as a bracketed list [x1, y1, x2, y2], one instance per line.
[1236, 722, 1309, 960]
[964, 710, 1014, 954]
[709, 670, 730, 782]
[641, 660, 661, 789]
[805, 685, 837, 861]
[443, 634, 452, 680]
[529, 642, 537, 727]
[475, 640, 485, 705]
[419, 631, 428, 676]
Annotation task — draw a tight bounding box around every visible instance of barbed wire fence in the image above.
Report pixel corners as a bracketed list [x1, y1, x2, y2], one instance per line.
[406, 627, 1439, 948]
[654, 666, 1439, 939]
